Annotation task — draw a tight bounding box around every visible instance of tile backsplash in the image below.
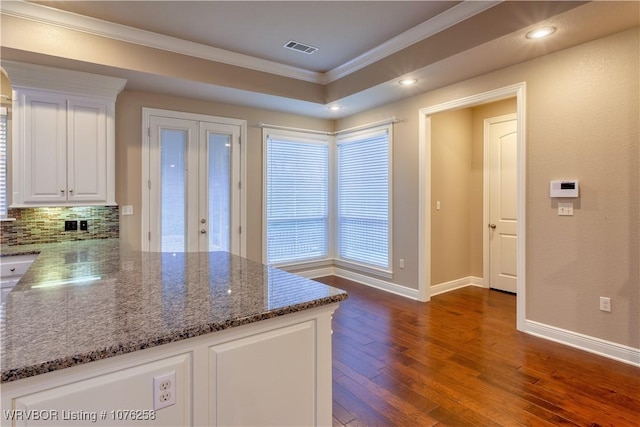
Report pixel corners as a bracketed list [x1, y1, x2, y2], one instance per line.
[1, 206, 119, 246]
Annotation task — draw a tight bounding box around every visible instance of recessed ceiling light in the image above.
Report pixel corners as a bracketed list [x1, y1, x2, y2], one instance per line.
[328, 105, 342, 111]
[526, 26, 556, 39]
[399, 78, 418, 86]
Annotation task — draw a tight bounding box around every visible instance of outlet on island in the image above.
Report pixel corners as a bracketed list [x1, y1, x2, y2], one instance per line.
[64, 220, 78, 231]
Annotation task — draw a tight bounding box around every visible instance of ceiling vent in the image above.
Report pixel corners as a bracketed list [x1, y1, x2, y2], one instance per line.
[284, 40, 318, 55]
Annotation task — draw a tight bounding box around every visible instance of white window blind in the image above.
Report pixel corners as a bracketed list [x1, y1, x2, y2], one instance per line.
[266, 133, 329, 264]
[0, 107, 7, 218]
[337, 127, 390, 269]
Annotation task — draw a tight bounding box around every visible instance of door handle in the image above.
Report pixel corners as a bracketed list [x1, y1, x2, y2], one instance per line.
[488, 224, 497, 229]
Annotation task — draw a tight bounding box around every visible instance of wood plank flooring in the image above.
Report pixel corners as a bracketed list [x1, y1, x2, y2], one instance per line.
[315, 276, 640, 427]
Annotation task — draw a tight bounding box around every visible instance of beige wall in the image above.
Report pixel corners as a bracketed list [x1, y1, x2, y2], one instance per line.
[430, 109, 472, 285]
[337, 28, 639, 348]
[115, 91, 332, 261]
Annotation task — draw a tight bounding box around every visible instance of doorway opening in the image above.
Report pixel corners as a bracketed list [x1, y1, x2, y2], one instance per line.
[417, 83, 526, 331]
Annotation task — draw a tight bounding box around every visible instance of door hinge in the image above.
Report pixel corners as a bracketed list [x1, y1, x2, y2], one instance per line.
[239, 226, 242, 234]
[148, 180, 151, 190]
[238, 181, 242, 190]
[148, 127, 151, 137]
[148, 231, 151, 241]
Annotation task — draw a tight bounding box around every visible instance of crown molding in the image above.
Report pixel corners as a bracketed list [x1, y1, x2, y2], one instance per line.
[322, 1, 502, 84]
[2, 60, 127, 99]
[1, 0, 322, 84]
[1, 0, 501, 86]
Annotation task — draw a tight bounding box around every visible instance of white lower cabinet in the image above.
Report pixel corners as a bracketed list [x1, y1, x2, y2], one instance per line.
[1, 304, 338, 427]
[210, 321, 316, 426]
[10, 354, 192, 427]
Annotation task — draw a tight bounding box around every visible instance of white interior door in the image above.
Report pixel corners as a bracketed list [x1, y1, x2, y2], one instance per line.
[147, 115, 241, 254]
[486, 114, 517, 293]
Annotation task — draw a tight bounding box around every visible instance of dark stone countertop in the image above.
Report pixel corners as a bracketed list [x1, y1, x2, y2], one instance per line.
[1, 239, 347, 383]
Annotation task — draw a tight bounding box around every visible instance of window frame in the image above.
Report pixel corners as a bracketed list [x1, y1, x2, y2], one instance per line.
[262, 128, 332, 267]
[335, 124, 393, 276]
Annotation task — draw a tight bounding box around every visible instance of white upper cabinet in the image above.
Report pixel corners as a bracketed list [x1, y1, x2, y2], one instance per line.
[3, 61, 126, 207]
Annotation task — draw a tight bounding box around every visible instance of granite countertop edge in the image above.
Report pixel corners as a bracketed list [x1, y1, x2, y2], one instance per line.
[1, 294, 345, 383]
[1, 240, 348, 383]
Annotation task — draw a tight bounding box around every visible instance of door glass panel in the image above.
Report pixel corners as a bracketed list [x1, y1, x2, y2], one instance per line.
[208, 133, 231, 251]
[161, 129, 187, 252]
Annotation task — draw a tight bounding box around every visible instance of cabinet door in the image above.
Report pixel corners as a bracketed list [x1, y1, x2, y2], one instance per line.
[22, 92, 67, 203]
[209, 321, 316, 426]
[67, 99, 108, 202]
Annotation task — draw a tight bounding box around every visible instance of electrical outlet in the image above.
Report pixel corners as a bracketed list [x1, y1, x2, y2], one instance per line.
[599, 297, 611, 312]
[153, 372, 176, 410]
[64, 220, 78, 231]
[80, 220, 88, 231]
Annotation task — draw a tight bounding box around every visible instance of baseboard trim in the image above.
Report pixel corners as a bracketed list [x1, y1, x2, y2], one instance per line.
[334, 268, 420, 300]
[524, 320, 640, 367]
[291, 267, 336, 279]
[430, 276, 485, 297]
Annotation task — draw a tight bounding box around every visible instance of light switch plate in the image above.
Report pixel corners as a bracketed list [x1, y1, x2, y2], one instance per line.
[558, 202, 574, 216]
[121, 205, 134, 216]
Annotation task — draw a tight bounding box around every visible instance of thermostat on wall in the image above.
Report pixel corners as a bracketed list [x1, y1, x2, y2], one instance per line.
[550, 180, 579, 197]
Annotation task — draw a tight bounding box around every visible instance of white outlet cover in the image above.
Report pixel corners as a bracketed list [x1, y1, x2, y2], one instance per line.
[558, 202, 574, 216]
[153, 372, 176, 410]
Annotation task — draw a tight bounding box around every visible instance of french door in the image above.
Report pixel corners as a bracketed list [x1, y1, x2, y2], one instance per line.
[143, 109, 244, 254]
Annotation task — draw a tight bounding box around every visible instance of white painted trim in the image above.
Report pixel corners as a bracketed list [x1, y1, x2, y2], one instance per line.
[2, 1, 500, 85]
[524, 320, 640, 368]
[333, 259, 392, 280]
[430, 276, 485, 297]
[323, 1, 502, 83]
[1, 60, 126, 100]
[141, 108, 247, 254]
[287, 267, 336, 280]
[238, 120, 248, 258]
[334, 268, 419, 300]
[418, 82, 527, 327]
[286, 264, 418, 299]
[417, 112, 430, 302]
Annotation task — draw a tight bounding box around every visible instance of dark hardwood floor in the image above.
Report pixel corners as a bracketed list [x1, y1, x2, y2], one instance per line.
[315, 276, 640, 427]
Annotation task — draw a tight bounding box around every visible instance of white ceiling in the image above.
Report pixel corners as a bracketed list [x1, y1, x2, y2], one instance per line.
[33, 1, 464, 73]
[3, 1, 639, 119]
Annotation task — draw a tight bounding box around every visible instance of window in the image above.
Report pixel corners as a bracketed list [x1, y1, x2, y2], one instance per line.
[265, 130, 329, 264]
[0, 107, 8, 218]
[337, 126, 391, 270]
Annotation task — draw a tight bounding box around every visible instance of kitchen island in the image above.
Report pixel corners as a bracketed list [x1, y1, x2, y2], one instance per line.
[0, 239, 347, 426]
